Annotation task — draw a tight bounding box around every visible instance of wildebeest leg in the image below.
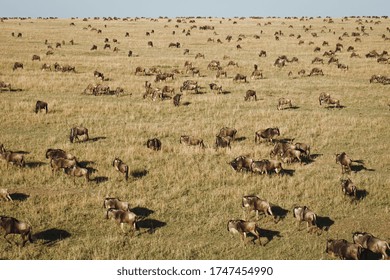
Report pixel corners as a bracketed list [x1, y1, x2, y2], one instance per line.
[120, 223, 126, 233]
[4, 233, 13, 245]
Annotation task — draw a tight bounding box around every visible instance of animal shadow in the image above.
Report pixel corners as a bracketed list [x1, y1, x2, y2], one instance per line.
[234, 136, 246, 142]
[360, 249, 382, 260]
[325, 105, 346, 109]
[221, 90, 231, 94]
[304, 154, 323, 165]
[181, 101, 191, 106]
[355, 189, 369, 200]
[258, 228, 282, 246]
[25, 161, 46, 169]
[350, 160, 375, 173]
[92, 176, 109, 184]
[281, 169, 295, 176]
[10, 192, 29, 201]
[137, 219, 166, 234]
[316, 216, 334, 231]
[77, 160, 95, 168]
[131, 169, 148, 179]
[34, 228, 71, 246]
[131, 207, 154, 218]
[87, 136, 107, 143]
[271, 205, 289, 221]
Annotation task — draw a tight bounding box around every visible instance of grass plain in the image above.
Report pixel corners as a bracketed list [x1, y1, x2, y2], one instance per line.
[0, 16, 389, 260]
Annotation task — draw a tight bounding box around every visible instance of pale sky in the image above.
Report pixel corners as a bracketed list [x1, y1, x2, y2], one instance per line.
[1, 0, 389, 18]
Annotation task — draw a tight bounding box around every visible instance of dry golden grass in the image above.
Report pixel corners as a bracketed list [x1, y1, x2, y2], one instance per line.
[0, 16, 389, 260]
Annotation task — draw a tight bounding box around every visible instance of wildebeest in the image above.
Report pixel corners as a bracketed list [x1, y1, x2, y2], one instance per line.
[45, 148, 75, 161]
[0, 188, 12, 202]
[90, 44, 97, 50]
[340, 178, 357, 198]
[32, 55, 41, 61]
[173, 93, 182, 106]
[50, 157, 77, 173]
[244, 90, 257, 101]
[217, 127, 237, 140]
[0, 81, 11, 91]
[326, 239, 362, 260]
[69, 126, 89, 143]
[251, 64, 263, 79]
[281, 148, 302, 164]
[255, 127, 280, 144]
[227, 219, 261, 245]
[147, 41, 153, 47]
[66, 165, 90, 182]
[112, 158, 129, 180]
[209, 83, 223, 94]
[168, 42, 180, 48]
[352, 232, 390, 260]
[0, 148, 25, 168]
[292, 206, 318, 233]
[215, 136, 231, 150]
[103, 197, 131, 211]
[335, 152, 352, 173]
[0, 216, 33, 246]
[229, 156, 253, 172]
[180, 80, 199, 94]
[106, 208, 138, 234]
[146, 138, 162, 151]
[277, 98, 292, 110]
[180, 135, 205, 148]
[35, 100, 48, 114]
[41, 63, 51, 71]
[309, 67, 324, 76]
[319, 92, 331, 105]
[242, 195, 274, 219]
[294, 142, 311, 159]
[13, 62, 23, 71]
[321, 96, 341, 108]
[270, 141, 296, 158]
[233, 73, 247, 83]
[257, 159, 283, 174]
[94, 70, 105, 80]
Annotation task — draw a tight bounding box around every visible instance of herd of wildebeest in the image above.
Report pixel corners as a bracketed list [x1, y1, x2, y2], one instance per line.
[0, 15, 389, 260]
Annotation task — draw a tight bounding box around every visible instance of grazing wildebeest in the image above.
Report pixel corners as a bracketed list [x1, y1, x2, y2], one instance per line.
[341, 178, 357, 198]
[277, 98, 292, 110]
[326, 239, 362, 260]
[227, 219, 261, 245]
[180, 81, 199, 94]
[242, 195, 274, 219]
[50, 157, 77, 173]
[106, 208, 138, 234]
[0, 216, 33, 246]
[90, 44, 97, 50]
[261, 159, 283, 174]
[352, 232, 390, 260]
[103, 198, 131, 211]
[207, 60, 220, 70]
[13, 62, 23, 71]
[233, 73, 247, 83]
[335, 152, 352, 173]
[146, 138, 162, 151]
[112, 158, 129, 180]
[209, 83, 223, 94]
[217, 127, 237, 140]
[173, 93, 182, 106]
[255, 127, 280, 144]
[319, 92, 331, 105]
[321, 96, 341, 108]
[259, 50, 267, 57]
[229, 156, 253, 172]
[292, 206, 318, 233]
[32, 55, 41, 61]
[66, 165, 90, 182]
[135, 66, 146, 75]
[0, 81, 11, 91]
[0, 148, 25, 168]
[168, 42, 180, 48]
[35, 100, 48, 114]
[41, 63, 51, 71]
[69, 127, 89, 143]
[0, 188, 12, 202]
[215, 136, 231, 150]
[309, 67, 324, 76]
[45, 148, 75, 160]
[180, 135, 205, 148]
[244, 90, 257, 101]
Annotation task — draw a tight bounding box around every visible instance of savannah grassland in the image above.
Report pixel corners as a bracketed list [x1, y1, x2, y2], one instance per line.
[0, 16, 389, 260]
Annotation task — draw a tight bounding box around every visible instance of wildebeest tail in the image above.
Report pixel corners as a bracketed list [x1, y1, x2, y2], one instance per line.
[125, 167, 129, 181]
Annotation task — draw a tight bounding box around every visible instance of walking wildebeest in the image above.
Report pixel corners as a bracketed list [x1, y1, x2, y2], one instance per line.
[66, 165, 90, 182]
[227, 219, 261, 245]
[281, 149, 302, 164]
[244, 90, 257, 101]
[32, 55, 41, 61]
[277, 98, 293, 110]
[352, 232, 390, 260]
[270, 141, 296, 158]
[173, 93, 182, 106]
[103, 197, 131, 211]
[233, 73, 247, 83]
[180, 135, 205, 148]
[69, 127, 89, 143]
[215, 135, 231, 150]
[106, 208, 138, 234]
[294, 142, 311, 159]
[229, 156, 253, 172]
[252, 159, 283, 175]
[321, 96, 341, 108]
[112, 158, 129, 180]
[326, 239, 362, 260]
[340, 178, 357, 198]
[12, 62, 23, 71]
[45, 148, 75, 161]
[242, 195, 274, 220]
[0, 148, 25, 168]
[146, 138, 162, 151]
[293, 206, 318, 233]
[309, 67, 324, 76]
[0, 188, 12, 202]
[255, 127, 280, 144]
[0, 216, 33, 246]
[50, 158, 77, 173]
[35, 100, 48, 114]
[335, 152, 352, 173]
